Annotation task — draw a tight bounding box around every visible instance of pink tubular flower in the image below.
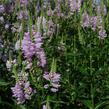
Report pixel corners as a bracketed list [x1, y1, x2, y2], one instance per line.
[11, 72, 33, 104]
[11, 80, 33, 104]
[22, 31, 47, 68]
[81, 12, 90, 28]
[43, 72, 61, 92]
[11, 82, 25, 104]
[81, 12, 107, 39]
[69, 0, 83, 14]
[90, 16, 97, 31]
[36, 49, 47, 67]
[20, 0, 28, 6]
[17, 10, 28, 20]
[22, 32, 36, 61]
[34, 32, 47, 68]
[98, 29, 107, 39]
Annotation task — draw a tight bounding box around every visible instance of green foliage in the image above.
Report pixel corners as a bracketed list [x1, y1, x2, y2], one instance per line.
[0, 0, 109, 109]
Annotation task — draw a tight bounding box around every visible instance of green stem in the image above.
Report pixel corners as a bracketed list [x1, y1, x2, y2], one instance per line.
[89, 33, 94, 109]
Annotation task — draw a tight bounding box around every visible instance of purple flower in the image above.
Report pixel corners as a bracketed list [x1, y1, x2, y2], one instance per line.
[20, 0, 28, 6]
[81, 12, 107, 40]
[51, 83, 60, 88]
[22, 31, 47, 67]
[22, 32, 36, 60]
[11, 80, 33, 104]
[69, 0, 82, 14]
[50, 88, 58, 92]
[25, 62, 32, 69]
[24, 81, 32, 99]
[90, 16, 97, 31]
[97, 15, 103, 29]
[17, 10, 28, 20]
[96, 5, 107, 16]
[0, 5, 4, 13]
[47, 9, 53, 16]
[98, 29, 107, 39]
[43, 72, 61, 92]
[11, 82, 25, 104]
[36, 49, 46, 67]
[53, 1, 63, 17]
[36, 1, 41, 14]
[44, 84, 49, 89]
[34, 32, 43, 49]
[81, 12, 90, 28]
[47, 20, 55, 37]
[34, 32, 47, 67]
[4, 1, 15, 13]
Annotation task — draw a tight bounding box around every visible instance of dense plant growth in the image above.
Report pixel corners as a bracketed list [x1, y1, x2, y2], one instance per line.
[0, 0, 109, 109]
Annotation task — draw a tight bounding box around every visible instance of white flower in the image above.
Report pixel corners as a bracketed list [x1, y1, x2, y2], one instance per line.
[43, 105, 47, 109]
[15, 40, 21, 50]
[0, 16, 4, 22]
[6, 59, 16, 71]
[6, 60, 12, 70]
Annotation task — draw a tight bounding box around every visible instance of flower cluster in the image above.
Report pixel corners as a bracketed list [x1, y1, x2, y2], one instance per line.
[11, 73, 33, 104]
[17, 10, 28, 20]
[43, 72, 61, 92]
[11, 80, 32, 104]
[22, 31, 46, 68]
[69, 0, 83, 14]
[1, 0, 108, 108]
[81, 12, 90, 28]
[34, 32, 47, 67]
[53, 0, 63, 17]
[47, 20, 56, 37]
[97, 16, 107, 39]
[6, 59, 16, 71]
[43, 0, 63, 17]
[22, 32, 36, 61]
[20, 0, 28, 6]
[96, 5, 107, 16]
[82, 12, 98, 31]
[81, 12, 107, 39]
[22, 60, 32, 69]
[37, 16, 55, 37]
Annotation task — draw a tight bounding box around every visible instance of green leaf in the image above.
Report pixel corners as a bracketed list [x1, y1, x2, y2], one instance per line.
[83, 100, 93, 109]
[50, 58, 57, 73]
[0, 80, 10, 86]
[79, 34, 85, 45]
[95, 101, 109, 109]
[78, 26, 85, 45]
[18, 105, 26, 109]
